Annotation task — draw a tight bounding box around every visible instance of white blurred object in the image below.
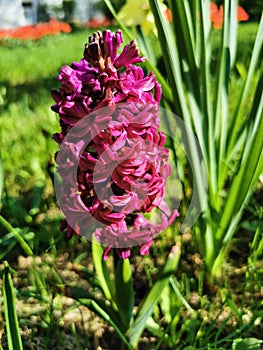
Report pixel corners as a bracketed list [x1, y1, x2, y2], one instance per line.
[0, 0, 27, 28]
[0, 0, 102, 29]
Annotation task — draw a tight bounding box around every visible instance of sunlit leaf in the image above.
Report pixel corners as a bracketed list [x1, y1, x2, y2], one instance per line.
[129, 244, 181, 348]
[115, 258, 134, 330]
[0, 145, 2, 207]
[2, 262, 23, 350]
[78, 298, 132, 350]
[92, 236, 116, 302]
[235, 338, 262, 350]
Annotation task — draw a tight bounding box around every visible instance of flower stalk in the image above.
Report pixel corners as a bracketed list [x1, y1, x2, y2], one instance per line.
[0, 215, 33, 256]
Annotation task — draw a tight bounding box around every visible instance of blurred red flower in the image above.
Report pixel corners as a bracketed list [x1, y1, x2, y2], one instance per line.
[237, 5, 249, 21]
[0, 19, 71, 41]
[210, 3, 249, 29]
[85, 16, 111, 29]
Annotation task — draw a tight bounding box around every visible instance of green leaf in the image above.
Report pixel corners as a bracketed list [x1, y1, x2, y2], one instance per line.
[150, 0, 208, 218]
[235, 338, 262, 350]
[220, 290, 241, 319]
[198, 0, 218, 202]
[214, 0, 238, 190]
[158, 284, 172, 323]
[92, 235, 115, 302]
[149, 0, 185, 116]
[168, 0, 200, 104]
[236, 62, 247, 81]
[115, 258, 134, 330]
[129, 244, 181, 348]
[28, 180, 45, 216]
[216, 94, 263, 241]
[227, 14, 263, 161]
[66, 285, 122, 328]
[169, 277, 195, 314]
[0, 239, 16, 260]
[0, 217, 33, 256]
[145, 316, 164, 338]
[134, 27, 157, 66]
[2, 261, 23, 350]
[0, 144, 2, 207]
[70, 323, 82, 350]
[70, 262, 100, 288]
[30, 265, 49, 302]
[78, 298, 133, 350]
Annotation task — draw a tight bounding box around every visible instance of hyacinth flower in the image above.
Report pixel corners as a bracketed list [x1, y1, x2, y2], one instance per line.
[51, 29, 178, 259]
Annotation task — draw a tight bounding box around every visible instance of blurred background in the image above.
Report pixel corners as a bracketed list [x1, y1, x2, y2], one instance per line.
[0, 0, 262, 30]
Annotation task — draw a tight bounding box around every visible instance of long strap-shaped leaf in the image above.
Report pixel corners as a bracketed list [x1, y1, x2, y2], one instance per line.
[209, 93, 263, 275]
[0, 132, 2, 207]
[214, 0, 237, 179]
[66, 285, 124, 333]
[217, 95, 263, 242]
[226, 13, 263, 163]
[0, 216, 33, 256]
[149, 0, 186, 117]
[78, 298, 133, 349]
[115, 258, 134, 331]
[168, 0, 200, 102]
[169, 0, 210, 171]
[2, 261, 23, 350]
[149, 0, 208, 214]
[242, 65, 263, 162]
[129, 244, 181, 349]
[198, 0, 218, 205]
[92, 236, 116, 303]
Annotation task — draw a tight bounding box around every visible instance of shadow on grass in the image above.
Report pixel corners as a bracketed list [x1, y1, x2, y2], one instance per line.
[1, 76, 59, 110]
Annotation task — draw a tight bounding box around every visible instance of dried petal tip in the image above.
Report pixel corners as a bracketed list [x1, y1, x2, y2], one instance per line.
[84, 29, 124, 71]
[84, 31, 105, 70]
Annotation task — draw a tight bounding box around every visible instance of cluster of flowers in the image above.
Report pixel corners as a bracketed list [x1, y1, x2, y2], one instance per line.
[52, 29, 178, 259]
[210, 2, 249, 29]
[0, 19, 71, 41]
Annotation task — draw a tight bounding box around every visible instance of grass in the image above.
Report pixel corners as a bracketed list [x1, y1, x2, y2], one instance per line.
[0, 32, 91, 84]
[0, 23, 262, 349]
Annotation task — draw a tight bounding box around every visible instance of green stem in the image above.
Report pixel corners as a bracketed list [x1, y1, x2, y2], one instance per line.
[0, 214, 14, 232]
[3, 261, 23, 350]
[0, 214, 33, 256]
[80, 299, 133, 350]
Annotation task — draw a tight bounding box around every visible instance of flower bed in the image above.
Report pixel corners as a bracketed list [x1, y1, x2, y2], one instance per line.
[0, 19, 71, 41]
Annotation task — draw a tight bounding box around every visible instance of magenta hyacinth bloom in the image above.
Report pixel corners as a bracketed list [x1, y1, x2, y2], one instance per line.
[52, 29, 178, 259]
